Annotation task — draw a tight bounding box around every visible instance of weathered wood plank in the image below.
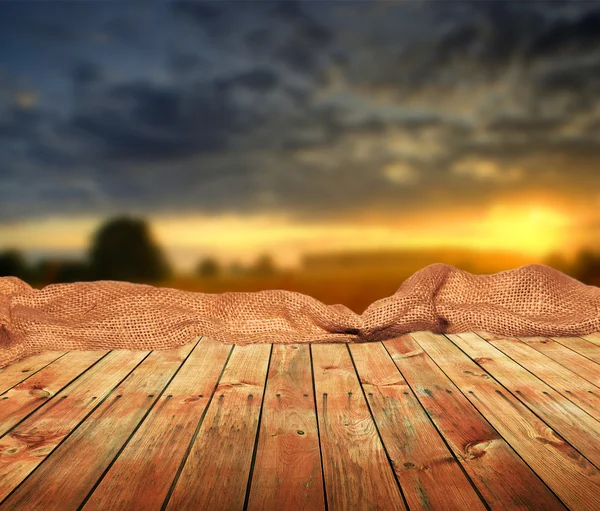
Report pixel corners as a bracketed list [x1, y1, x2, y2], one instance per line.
[164, 343, 272, 511]
[414, 331, 600, 511]
[385, 334, 565, 511]
[551, 336, 600, 366]
[349, 341, 487, 511]
[0, 351, 107, 436]
[476, 333, 600, 421]
[0, 349, 149, 502]
[81, 338, 232, 511]
[246, 344, 325, 511]
[0, 352, 67, 394]
[0, 342, 197, 511]
[521, 337, 600, 387]
[449, 332, 600, 467]
[311, 343, 407, 511]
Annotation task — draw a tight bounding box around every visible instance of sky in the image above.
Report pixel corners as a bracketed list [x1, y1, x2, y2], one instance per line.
[1, 0, 600, 272]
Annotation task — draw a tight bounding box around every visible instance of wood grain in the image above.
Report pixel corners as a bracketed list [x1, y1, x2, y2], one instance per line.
[311, 343, 406, 511]
[385, 334, 566, 511]
[0, 342, 197, 511]
[582, 332, 600, 347]
[246, 344, 325, 511]
[476, 333, 600, 420]
[165, 343, 272, 511]
[0, 349, 149, 502]
[349, 341, 487, 511]
[550, 336, 600, 366]
[0, 332, 599, 510]
[0, 351, 107, 436]
[523, 336, 600, 387]
[0, 352, 66, 395]
[449, 332, 600, 466]
[416, 331, 600, 511]
[82, 337, 231, 511]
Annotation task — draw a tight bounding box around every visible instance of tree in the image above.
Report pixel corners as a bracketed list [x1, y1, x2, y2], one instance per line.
[88, 216, 171, 283]
[228, 260, 246, 276]
[0, 249, 30, 280]
[55, 260, 92, 283]
[196, 257, 221, 278]
[31, 259, 60, 285]
[571, 249, 600, 286]
[30, 258, 91, 285]
[543, 251, 571, 274]
[252, 253, 277, 276]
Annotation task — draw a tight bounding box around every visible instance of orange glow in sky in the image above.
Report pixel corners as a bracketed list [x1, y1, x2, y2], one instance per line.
[0, 200, 577, 273]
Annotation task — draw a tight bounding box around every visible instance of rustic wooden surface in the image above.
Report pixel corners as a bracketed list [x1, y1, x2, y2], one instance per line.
[0, 332, 599, 510]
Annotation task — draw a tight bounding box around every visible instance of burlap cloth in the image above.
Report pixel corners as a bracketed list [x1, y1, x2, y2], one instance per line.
[1, 263, 599, 368]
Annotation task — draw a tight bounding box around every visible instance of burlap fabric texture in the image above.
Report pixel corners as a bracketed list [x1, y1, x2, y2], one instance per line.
[1, 263, 599, 368]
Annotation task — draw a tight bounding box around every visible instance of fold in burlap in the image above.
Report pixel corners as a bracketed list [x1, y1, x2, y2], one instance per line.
[1, 263, 599, 368]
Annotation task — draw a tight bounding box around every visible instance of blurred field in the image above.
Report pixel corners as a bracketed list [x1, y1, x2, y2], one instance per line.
[160, 248, 541, 314]
[7, 216, 598, 314]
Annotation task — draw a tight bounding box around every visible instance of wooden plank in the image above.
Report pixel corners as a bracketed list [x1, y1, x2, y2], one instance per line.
[349, 341, 487, 511]
[0, 349, 149, 502]
[385, 334, 565, 511]
[0, 351, 107, 436]
[246, 344, 325, 511]
[0, 352, 67, 394]
[413, 331, 600, 511]
[81, 338, 232, 511]
[582, 332, 600, 347]
[164, 343, 272, 511]
[311, 343, 407, 511]
[551, 336, 600, 366]
[448, 332, 600, 467]
[523, 336, 600, 387]
[0, 341, 197, 511]
[476, 333, 600, 421]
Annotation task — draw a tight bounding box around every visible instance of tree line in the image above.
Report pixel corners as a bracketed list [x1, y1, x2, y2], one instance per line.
[0, 216, 278, 286]
[543, 249, 600, 286]
[1, 215, 599, 287]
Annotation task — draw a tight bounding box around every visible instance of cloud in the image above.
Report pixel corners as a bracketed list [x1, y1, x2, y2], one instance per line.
[0, 102, 44, 140]
[102, 17, 139, 43]
[486, 115, 565, 135]
[167, 51, 206, 75]
[451, 157, 524, 183]
[71, 81, 240, 160]
[535, 59, 600, 108]
[71, 61, 103, 87]
[382, 163, 419, 185]
[219, 68, 279, 93]
[171, 0, 226, 29]
[528, 7, 600, 59]
[2, 0, 600, 228]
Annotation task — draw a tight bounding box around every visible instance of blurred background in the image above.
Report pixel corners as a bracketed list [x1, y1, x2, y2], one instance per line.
[1, 0, 600, 313]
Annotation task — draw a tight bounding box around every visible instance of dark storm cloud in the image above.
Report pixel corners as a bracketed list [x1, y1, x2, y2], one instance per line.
[430, 1, 544, 70]
[245, 28, 272, 51]
[536, 60, 600, 95]
[529, 7, 600, 59]
[2, 0, 600, 223]
[0, 104, 44, 140]
[171, 0, 233, 37]
[273, 3, 333, 74]
[172, 0, 224, 23]
[218, 69, 279, 93]
[72, 81, 238, 160]
[486, 116, 565, 135]
[103, 17, 139, 43]
[167, 51, 206, 75]
[71, 61, 103, 87]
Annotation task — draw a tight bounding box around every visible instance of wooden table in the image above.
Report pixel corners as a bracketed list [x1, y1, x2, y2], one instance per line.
[1, 331, 599, 510]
